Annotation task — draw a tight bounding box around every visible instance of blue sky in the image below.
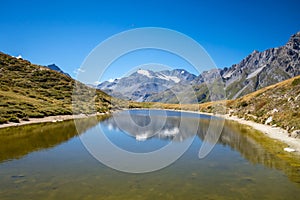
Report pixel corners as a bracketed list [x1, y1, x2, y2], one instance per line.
[0, 0, 299, 82]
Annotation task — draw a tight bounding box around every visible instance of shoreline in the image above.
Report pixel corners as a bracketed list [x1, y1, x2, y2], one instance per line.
[0, 113, 108, 129]
[1, 108, 299, 154]
[129, 108, 300, 153]
[223, 114, 300, 153]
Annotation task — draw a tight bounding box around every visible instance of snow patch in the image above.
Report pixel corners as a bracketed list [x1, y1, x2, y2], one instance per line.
[246, 66, 265, 79]
[223, 70, 234, 78]
[108, 78, 114, 83]
[137, 69, 152, 78]
[168, 76, 180, 83]
[181, 70, 185, 74]
[157, 73, 180, 83]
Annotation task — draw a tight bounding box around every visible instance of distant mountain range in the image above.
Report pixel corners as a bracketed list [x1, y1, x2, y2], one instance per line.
[97, 69, 196, 101]
[99, 31, 300, 103]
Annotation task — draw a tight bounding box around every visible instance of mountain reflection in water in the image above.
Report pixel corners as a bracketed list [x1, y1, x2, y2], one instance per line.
[0, 110, 299, 184]
[102, 110, 300, 183]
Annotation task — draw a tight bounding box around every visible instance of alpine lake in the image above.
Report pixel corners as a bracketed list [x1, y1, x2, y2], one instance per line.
[0, 110, 300, 200]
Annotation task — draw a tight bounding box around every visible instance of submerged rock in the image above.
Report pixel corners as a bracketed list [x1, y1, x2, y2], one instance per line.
[11, 175, 25, 178]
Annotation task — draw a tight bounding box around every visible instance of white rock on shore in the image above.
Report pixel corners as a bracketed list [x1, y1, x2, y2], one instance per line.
[284, 147, 296, 152]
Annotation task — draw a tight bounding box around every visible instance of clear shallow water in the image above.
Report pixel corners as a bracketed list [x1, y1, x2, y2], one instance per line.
[0, 110, 300, 200]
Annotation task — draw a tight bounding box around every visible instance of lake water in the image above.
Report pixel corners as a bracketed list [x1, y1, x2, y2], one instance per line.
[0, 110, 300, 200]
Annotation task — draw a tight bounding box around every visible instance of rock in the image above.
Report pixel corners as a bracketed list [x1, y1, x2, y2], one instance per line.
[11, 175, 25, 178]
[271, 108, 279, 114]
[291, 130, 300, 138]
[265, 116, 273, 125]
[284, 147, 296, 152]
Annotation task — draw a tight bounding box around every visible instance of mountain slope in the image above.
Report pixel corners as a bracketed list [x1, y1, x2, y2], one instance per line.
[97, 69, 196, 101]
[0, 52, 114, 124]
[223, 31, 300, 99]
[226, 75, 300, 132]
[147, 69, 223, 103]
[148, 31, 300, 103]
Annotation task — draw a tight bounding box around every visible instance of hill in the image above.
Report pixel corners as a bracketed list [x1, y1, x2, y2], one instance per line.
[225, 75, 300, 132]
[0, 52, 115, 124]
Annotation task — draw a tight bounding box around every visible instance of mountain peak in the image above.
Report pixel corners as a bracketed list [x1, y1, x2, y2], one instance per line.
[46, 64, 70, 77]
[287, 31, 300, 50]
[137, 69, 152, 78]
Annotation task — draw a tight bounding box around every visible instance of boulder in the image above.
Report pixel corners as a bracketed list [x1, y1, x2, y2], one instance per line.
[284, 147, 296, 152]
[265, 116, 273, 125]
[291, 130, 300, 138]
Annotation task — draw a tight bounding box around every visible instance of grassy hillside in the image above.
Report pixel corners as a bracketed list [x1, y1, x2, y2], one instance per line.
[130, 76, 300, 132]
[0, 52, 120, 124]
[225, 76, 300, 132]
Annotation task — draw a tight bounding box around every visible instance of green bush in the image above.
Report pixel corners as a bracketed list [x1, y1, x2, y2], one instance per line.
[27, 112, 45, 118]
[9, 117, 20, 123]
[239, 101, 248, 107]
[0, 117, 8, 124]
[292, 78, 300, 86]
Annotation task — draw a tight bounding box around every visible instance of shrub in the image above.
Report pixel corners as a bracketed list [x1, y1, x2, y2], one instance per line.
[9, 117, 20, 123]
[292, 78, 300, 86]
[239, 101, 248, 107]
[0, 117, 8, 124]
[0, 85, 10, 91]
[27, 112, 45, 118]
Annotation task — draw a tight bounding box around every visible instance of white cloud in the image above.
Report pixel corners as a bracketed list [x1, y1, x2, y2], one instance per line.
[73, 68, 85, 74]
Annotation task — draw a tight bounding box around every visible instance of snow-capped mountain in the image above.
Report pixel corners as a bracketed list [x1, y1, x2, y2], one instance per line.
[97, 69, 196, 101]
